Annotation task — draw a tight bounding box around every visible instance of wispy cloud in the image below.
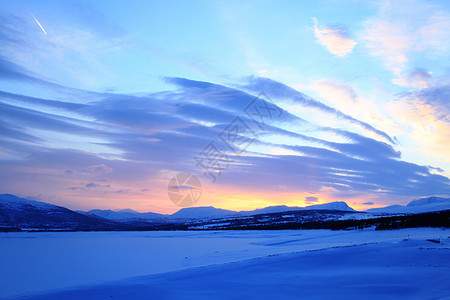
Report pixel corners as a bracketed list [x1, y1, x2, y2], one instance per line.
[244, 76, 395, 145]
[1, 7, 449, 211]
[1, 69, 449, 210]
[387, 85, 450, 178]
[392, 68, 433, 88]
[312, 17, 357, 57]
[361, 0, 450, 74]
[305, 196, 319, 203]
[0, 11, 129, 90]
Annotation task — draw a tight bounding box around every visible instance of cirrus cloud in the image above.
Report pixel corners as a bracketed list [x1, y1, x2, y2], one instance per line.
[361, 0, 450, 74]
[312, 17, 357, 57]
[392, 68, 433, 88]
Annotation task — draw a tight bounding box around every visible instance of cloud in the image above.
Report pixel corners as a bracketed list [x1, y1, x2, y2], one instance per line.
[0, 62, 449, 209]
[415, 85, 450, 122]
[428, 166, 444, 173]
[0, 10, 128, 90]
[243, 76, 396, 144]
[313, 79, 358, 103]
[362, 201, 374, 205]
[312, 17, 357, 57]
[392, 68, 433, 88]
[86, 164, 113, 174]
[387, 85, 450, 176]
[0, 56, 37, 82]
[361, 1, 450, 74]
[162, 77, 450, 199]
[68, 182, 110, 191]
[308, 79, 401, 142]
[362, 19, 409, 74]
[67, 186, 84, 191]
[305, 196, 319, 203]
[114, 189, 129, 194]
[85, 182, 100, 188]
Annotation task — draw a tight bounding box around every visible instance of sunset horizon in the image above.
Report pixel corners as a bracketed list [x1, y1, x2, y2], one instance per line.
[1, 0, 450, 216]
[1, 1, 450, 298]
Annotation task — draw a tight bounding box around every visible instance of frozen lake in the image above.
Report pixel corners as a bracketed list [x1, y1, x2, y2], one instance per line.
[1, 228, 449, 299]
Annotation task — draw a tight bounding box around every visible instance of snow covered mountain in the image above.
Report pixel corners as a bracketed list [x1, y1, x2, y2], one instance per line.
[365, 197, 450, 214]
[79, 198, 445, 223]
[0, 194, 119, 229]
[407, 196, 450, 207]
[0, 194, 60, 211]
[169, 201, 356, 220]
[244, 205, 305, 215]
[303, 201, 355, 211]
[83, 209, 166, 222]
[170, 206, 238, 219]
[0, 194, 360, 228]
[2, 193, 448, 231]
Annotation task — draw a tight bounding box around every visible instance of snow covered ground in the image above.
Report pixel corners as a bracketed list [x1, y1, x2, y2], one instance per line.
[1, 228, 449, 299]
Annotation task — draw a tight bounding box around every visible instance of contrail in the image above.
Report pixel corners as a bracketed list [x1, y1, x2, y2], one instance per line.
[32, 15, 47, 36]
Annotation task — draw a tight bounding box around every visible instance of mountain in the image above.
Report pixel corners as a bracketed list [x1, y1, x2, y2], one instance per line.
[2, 193, 448, 231]
[365, 197, 450, 214]
[236, 202, 355, 216]
[117, 208, 140, 213]
[169, 202, 356, 220]
[303, 201, 355, 212]
[0, 194, 119, 230]
[244, 205, 304, 215]
[170, 206, 237, 219]
[75, 198, 449, 222]
[84, 209, 166, 222]
[407, 196, 450, 207]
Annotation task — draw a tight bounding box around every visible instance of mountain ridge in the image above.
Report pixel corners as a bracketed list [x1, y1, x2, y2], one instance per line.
[2, 194, 449, 228]
[0, 194, 120, 229]
[365, 196, 450, 214]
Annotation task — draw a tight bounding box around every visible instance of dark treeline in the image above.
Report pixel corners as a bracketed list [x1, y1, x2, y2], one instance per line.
[148, 209, 450, 231]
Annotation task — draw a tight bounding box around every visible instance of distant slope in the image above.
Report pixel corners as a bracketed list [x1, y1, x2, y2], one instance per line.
[243, 205, 306, 215]
[169, 201, 356, 220]
[303, 201, 355, 212]
[84, 209, 166, 222]
[407, 196, 450, 207]
[122, 210, 450, 231]
[0, 194, 119, 230]
[366, 197, 450, 214]
[2, 193, 449, 231]
[170, 206, 238, 219]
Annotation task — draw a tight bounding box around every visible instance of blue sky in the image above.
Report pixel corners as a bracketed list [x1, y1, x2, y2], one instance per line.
[1, 0, 450, 213]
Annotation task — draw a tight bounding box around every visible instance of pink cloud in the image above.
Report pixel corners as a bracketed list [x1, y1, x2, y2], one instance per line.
[312, 18, 357, 57]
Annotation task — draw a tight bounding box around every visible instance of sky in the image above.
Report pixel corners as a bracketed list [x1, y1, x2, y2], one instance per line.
[1, 0, 450, 213]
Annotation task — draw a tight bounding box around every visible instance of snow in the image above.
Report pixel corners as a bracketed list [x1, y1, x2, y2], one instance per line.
[85, 209, 165, 222]
[366, 197, 450, 214]
[408, 196, 450, 206]
[3, 194, 450, 226]
[84, 202, 359, 223]
[170, 206, 238, 219]
[115, 209, 140, 213]
[243, 205, 304, 215]
[1, 228, 449, 299]
[171, 202, 356, 220]
[303, 201, 355, 211]
[338, 212, 376, 220]
[0, 194, 58, 211]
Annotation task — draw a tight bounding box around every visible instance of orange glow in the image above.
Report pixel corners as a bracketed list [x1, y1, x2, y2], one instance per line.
[55, 173, 405, 214]
[189, 183, 367, 212]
